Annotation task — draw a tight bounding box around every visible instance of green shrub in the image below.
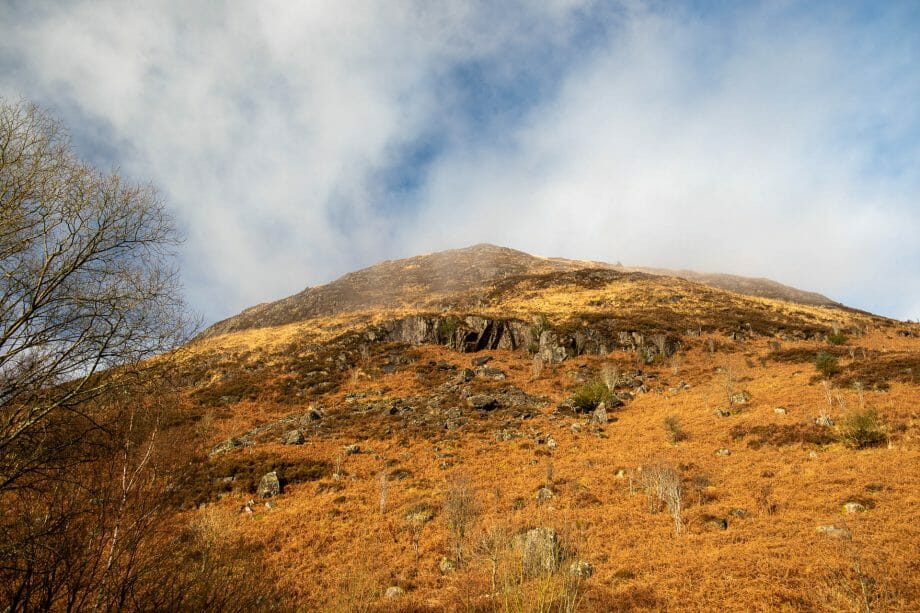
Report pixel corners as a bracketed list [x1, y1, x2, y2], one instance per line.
[840, 408, 887, 449]
[815, 351, 841, 377]
[827, 332, 849, 345]
[663, 415, 688, 443]
[570, 380, 615, 412]
[439, 316, 459, 344]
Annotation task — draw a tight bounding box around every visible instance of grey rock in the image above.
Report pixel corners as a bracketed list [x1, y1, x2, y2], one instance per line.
[471, 355, 493, 366]
[591, 403, 609, 424]
[843, 501, 867, 514]
[439, 557, 457, 574]
[209, 436, 251, 456]
[467, 394, 498, 411]
[730, 390, 752, 405]
[521, 528, 561, 577]
[257, 471, 281, 498]
[570, 560, 594, 580]
[817, 525, 852, 539]
[453, 368, 476, 384]
[715, 448, 731, 456]
[704, 517, 729, 530]
[343, 443, 361, 455]
[774, 407, 788, 415]
[729, 508, 750, 519]
[477, 366, 507, 380]
[281, 429, 304, 445]
[536, 487, 555, 505]
[385, 586, 405, 598]
[546, 435, 557, 450]
[815, 415, 835, 427]
[713, 408, 731, 418]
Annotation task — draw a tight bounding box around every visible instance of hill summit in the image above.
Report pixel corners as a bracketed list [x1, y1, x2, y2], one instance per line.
[205, 243, 841, 337]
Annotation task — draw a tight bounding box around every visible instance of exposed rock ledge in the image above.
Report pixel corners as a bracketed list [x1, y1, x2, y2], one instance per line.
[371, 314, 679, 363]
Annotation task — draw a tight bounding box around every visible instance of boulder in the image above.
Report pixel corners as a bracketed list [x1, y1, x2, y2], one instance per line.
[467, 394, 498, 411]
[730, 390, 752, 405]
[471, 355, 493, 366]
[385, 586, 405, 598]
[591, 403, 609, 424]
[703, 516, 729, 530]
[843, 501, 867, 514]
[521, 528, 561, 577]
[536, 487, 555, 505]
[257, 471, 281, 498]
[816, 525, 852, 539]
[476, 366, 507, 380]
[452, 368, 476, 384]
[210, 437, 250, 456]
[281, 429, 304, 445]
[538, 331, 569, 364]
[715, 448, 731, 456]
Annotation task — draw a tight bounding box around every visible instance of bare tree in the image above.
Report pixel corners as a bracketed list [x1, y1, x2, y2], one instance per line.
[0, 98, 200, 611]
[0, 98, 190, 490]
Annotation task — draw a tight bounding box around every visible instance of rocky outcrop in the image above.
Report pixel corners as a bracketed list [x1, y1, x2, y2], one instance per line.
[381, 315, 529, 352]
[378, 314, 679, 362]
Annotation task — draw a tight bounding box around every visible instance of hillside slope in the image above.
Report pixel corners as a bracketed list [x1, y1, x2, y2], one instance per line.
[169, 247, 920, 612]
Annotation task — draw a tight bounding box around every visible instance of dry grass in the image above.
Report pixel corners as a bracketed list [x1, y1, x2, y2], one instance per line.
[157, 281, 920, 611]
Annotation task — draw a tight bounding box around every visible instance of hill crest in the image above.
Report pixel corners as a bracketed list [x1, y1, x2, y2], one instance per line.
[204, 244, 843, 337]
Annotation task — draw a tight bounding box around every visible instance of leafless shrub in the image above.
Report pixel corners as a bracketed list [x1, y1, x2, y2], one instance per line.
[333, 453, 345, 480]
[669, 354, 683, 375]
[639, 465, 684, 534]
[724, 366, 737, 408]
[823, 543, 882, 613]
[378, 471, 389, 514]
[757, 484, 777, 516]
[443, 473, 479, 566]
[600, 363, 620, 391]
[404, 504, 433, 570]
[474, 523, 513, 595]
[531, 354, 545, 380]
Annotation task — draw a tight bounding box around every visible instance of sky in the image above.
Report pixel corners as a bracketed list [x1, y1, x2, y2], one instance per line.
[1, 0, 918, 324]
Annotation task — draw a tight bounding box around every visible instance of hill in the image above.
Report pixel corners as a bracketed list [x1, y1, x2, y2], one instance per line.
[169, 245, 920, 612]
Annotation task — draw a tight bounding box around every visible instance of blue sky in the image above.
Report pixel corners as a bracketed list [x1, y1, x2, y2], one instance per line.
[1, 0, 918, 324]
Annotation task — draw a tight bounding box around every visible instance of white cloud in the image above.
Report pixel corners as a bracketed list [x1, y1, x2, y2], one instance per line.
[1, 1, 917, 322]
